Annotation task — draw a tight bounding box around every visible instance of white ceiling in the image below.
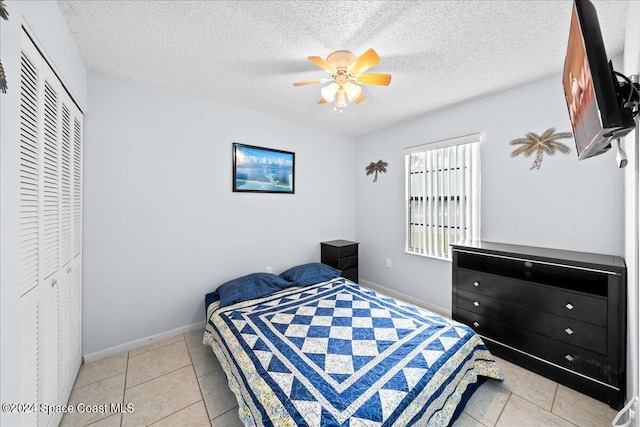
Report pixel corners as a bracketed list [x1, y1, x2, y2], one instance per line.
[57, 0, 629, 137]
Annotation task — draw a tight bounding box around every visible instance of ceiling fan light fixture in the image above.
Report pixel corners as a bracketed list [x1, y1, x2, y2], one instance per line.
[294, 48, 391, 108]
[335, 88, 348, 108]
[343, 81, 362, 101]
[321, 83, 339, 102]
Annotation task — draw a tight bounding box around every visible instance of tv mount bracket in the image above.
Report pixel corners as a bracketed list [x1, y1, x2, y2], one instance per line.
[614, 72, 639, 117]
[611, 73, 639, 168]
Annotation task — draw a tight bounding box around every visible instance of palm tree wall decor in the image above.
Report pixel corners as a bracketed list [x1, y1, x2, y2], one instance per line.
[365, 160, 388, 182]
[0, 0, 9, 94]
[510, 127, 572, 170]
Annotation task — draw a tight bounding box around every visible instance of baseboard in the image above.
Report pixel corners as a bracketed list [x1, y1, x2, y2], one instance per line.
[359, 279, 452, 318]
[83, 321, 206, 363]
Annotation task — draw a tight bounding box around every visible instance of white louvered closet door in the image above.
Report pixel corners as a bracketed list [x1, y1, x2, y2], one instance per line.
[19, 28, 83, 427]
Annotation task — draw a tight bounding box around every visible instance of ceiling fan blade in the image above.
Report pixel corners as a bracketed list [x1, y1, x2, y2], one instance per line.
[293, 78, 329, 87]
[356, 73, 392, 86]
[308, 56, 336, 73]
[354, 92, 366, 104]
[349, 48, 380, 74]
[318, 98, 327, 104]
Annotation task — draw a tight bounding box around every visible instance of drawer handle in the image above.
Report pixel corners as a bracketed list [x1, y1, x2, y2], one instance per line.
[565, 303, 574, 310]
[473, 281, 480, 287]
[565, 354, 574, 362]
[565, 328, 574, 335]
[473, 321, 480, 327]
[473, 301, 480, 307]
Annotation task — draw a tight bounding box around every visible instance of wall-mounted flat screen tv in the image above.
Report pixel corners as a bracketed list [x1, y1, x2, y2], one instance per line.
[562, 0, 634, 160]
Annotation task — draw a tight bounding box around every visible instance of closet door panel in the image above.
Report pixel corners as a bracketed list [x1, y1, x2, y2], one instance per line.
[70, 106, 83, 370]
[60, 104, 72, 267]
[40, 276, 59, 418]
[18, 41, 42, 426]
[58, 88, 79, 400]
[71, 261, 83, 365]
[58, 268, 73, 395]
[18, 28, 83, 426]
[73, 115, 82, 259]
[19, 51, 40, 297]
[19, 291, 39, 427]
[41, 80, 60, 280]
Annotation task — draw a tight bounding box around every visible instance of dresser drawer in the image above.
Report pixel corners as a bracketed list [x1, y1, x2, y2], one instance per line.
[457, 269, 607, 326]
[456, 309, 612, 384]
[457, 290, 607, 354]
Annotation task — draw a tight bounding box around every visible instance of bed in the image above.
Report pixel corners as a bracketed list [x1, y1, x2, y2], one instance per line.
[204, 265, 502, 427]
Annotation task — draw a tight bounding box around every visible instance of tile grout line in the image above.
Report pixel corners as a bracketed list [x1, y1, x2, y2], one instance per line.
[71, 370, 126, 393]
[493, 391, 513, 426]
[127, 334, 197, 426]
[213, 405, 241, 422]
[458, 410, 488, 427]
[125, 339, 192, 390]
[126, 365, 193, 391]
[129, 336, 185, 359]
[549, 384, 581, 427]
[490, 373, 565, 414]
[138, 334, 204, 427]
[120, 351, 129, 427]
[129, 339, 184, 360]
[145, 400, 206, 427]
[188, 332, 214, 426]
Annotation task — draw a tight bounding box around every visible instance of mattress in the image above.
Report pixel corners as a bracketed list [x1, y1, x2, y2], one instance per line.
[204, 277, 502, 426]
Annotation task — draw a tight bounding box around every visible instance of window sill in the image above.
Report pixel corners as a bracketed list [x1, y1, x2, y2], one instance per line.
[404, 250, 453, 262]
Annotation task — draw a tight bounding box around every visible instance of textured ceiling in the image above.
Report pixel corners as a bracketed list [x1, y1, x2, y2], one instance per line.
[57, 0, 629, 137]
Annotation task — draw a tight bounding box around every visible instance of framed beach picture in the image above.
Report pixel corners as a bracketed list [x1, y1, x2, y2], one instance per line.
[232, 143, 295, 193]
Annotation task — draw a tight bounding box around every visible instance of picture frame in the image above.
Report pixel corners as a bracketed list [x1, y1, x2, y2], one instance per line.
[232, 143, 295, 194]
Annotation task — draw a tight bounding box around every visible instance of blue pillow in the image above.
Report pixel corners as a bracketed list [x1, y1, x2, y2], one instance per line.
[217, 273, 292, 308]
[279, 262, 342, 286]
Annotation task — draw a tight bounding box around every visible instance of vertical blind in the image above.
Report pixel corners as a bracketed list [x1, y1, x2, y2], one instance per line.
[404, 134, 480, 259]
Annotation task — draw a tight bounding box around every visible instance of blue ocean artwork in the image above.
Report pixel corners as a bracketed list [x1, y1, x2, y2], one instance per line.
[234, 145, 294, 192]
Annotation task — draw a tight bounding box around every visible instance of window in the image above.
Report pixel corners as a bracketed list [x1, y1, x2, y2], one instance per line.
[404, 134, 480, 260]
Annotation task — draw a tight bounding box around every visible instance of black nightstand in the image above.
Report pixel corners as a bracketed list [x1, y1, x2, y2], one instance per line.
[321, 240, 359, 283]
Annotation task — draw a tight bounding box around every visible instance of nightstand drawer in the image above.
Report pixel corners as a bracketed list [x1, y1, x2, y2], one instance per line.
[339, 255, 357, 270]
[341, 268, 358, 282]
[339, 244, 358, 258]
[457, 269, 607, 326]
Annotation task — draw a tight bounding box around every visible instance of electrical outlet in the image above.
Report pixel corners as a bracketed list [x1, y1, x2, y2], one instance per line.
[385, 258, 392, 268]
[265, 266, 272, 273]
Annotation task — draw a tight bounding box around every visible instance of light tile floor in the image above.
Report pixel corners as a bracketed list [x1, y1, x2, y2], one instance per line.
[61, 329, 618, 427]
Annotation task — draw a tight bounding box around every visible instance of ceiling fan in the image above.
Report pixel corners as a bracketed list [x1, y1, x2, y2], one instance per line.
[293, 48, 392, 110]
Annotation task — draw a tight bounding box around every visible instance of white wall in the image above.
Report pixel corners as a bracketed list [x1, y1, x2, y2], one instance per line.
[0, 1, 87, 425]
[83, 72, 356, 356]
[623, 0, 640, 415]
[354, 73, 624, 311]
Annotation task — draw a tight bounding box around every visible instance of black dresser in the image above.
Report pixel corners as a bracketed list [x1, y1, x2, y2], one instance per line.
[451, 240, 626, 409]
[321, 240, 359, 283]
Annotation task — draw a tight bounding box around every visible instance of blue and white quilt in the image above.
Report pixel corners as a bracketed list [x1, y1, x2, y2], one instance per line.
[204, 278, 502, 427]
